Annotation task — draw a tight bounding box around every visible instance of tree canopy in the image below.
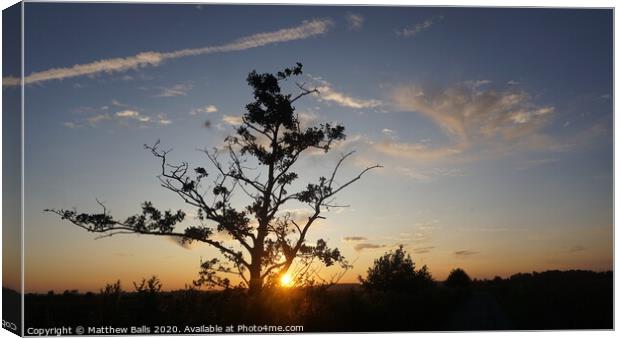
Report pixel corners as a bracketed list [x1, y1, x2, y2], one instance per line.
[360, 245, 434, 292]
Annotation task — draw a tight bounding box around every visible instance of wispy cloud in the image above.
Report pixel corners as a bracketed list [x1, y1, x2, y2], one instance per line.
[342, 236, 368, 242]
[63, 122, 81, 129]
[394, 166, 467, 182]
[381, 82, 557, 162]
[382, 128, 396, 136]
[354, 243, 387, 252]
[87, 114, 112, 127]
[222, 115, 243, 126]
[115, 109, 154, 123]
[315, 84, 382, 109]
[414, 219, 440, 231]
[516, 158, 560, 171]
[396, 15, 443, 37]
[156, 114, 172, 125]
[190, 105, 218, 115]
[391, 83, 553, 144]
[297, 111, 320, 129]
[65, 100, 174, 128]
[568, 245, 587, 253]
[454, 250, 479, 257]
[346, 12, 364, 31]
[153, 83, 193, 97]
[114, 252, 135, 257]
[115, 110, 140, 118]
[413, 246, 435, 254]
[457, 226, 528, 233]
[111, 99, 129, 108]
[4, 19, 333, 87]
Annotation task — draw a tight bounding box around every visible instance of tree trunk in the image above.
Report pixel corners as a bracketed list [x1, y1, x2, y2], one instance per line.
[248, 240, 264, 295]
[248, 267, 263, 295]
[249, 218, 268, 295]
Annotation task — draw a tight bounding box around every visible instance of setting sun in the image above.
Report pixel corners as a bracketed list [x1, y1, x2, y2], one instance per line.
[280, 273, 293, 287]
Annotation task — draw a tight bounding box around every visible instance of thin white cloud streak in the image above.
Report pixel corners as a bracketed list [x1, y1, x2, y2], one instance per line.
[115, 109, 155, 123]
[316, 85, 382, 109]
[190, 105, 218, 115]
[153, 83, 193, 97]
[342, 236, 368, 242]
[354, 243, 386, 251]
[222, 115, 243, 126]
[4, 19, 333, 87]
[306, 75, 382, 109]
[66, 103, 173, 128]
[396, 15, 443, 37]
[115, 110, 140, 118]
[63, 122, 80, 129]
[395, 166, 467, 182]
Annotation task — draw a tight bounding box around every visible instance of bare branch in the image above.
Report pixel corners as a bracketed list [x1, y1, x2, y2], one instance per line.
[290, 82, 319, 103]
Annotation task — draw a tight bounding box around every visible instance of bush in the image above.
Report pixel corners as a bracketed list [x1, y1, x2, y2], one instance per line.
[445, 268, 471, 289]
[359, 245, 435, 293]
[100, 280, 123, 297]
[133, 276, 162, 294]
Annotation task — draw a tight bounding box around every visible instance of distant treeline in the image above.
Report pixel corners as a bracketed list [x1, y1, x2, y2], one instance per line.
[475, 270, 613, 330]
[20, 269, 612, 332]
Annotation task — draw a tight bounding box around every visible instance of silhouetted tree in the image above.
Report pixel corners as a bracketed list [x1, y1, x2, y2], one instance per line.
[46, 63, 380, 295]
[133, 276, 162, 294]
[445, 268, 471, 289]
[359, 245, 434, 292]
[100, 280, 123, 316]
[100, 280, 123, 296]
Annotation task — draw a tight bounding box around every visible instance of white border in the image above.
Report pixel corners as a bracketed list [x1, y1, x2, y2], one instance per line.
[0, 1, 616, 338]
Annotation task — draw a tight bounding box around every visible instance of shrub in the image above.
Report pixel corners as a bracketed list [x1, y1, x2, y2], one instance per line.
[445, 268, 471, 289]
[133, 276, 162, 294]
[359, 245, 435, 292]
[100, 280, 122, 296]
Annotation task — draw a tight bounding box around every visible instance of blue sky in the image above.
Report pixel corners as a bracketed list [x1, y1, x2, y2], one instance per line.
[8, 3, 612, 292]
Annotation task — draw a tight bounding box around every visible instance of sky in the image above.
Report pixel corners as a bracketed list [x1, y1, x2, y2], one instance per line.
[5, 3, 612, 293]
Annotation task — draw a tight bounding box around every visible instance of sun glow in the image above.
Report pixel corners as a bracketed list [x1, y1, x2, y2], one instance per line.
[280, 273, 293, 287]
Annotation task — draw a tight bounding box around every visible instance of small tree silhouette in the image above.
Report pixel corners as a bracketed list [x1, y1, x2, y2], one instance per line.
[46, 63, 381, 295]
[445, 268, 471, 289]
[133, 276, 162, 294]
[360, 245, 434, 292]
[100, 280, 122, 295]
[100, 280, 123, 315]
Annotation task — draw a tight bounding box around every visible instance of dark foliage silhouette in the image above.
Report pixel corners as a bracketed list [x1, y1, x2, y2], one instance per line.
[100, 280, 122, 297]
[46, 63, 381, 295]
[477, 270, 612, 329]
[23, 268, 611, 331]
[133, 276, 162, 294]
[445, 268, 471, 289]
[359, 245, 434, 293]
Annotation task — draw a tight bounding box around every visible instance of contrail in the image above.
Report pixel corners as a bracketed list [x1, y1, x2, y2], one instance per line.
[3, 18, 333, 87]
